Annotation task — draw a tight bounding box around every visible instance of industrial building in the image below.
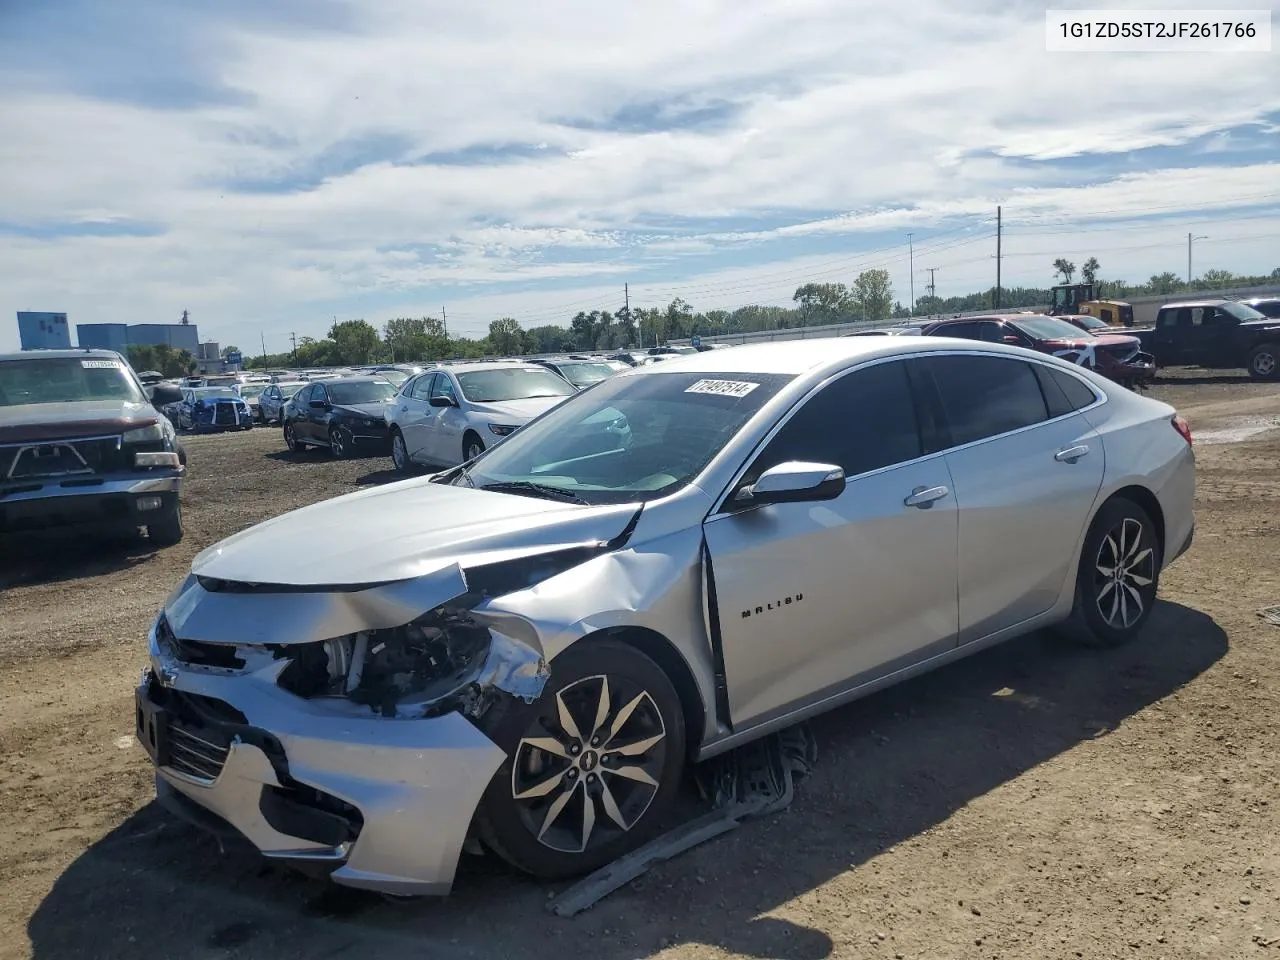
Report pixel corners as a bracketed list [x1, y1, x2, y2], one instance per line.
[76, 321, 200, 354]
[17, 312, 72, 350]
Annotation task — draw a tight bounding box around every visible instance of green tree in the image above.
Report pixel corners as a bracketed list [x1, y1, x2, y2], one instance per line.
[1200, 269, 1234, 290]
[1147, 272, 1184, 295]
[852, 269, 894, 322]
[488, 317, 524, 355]
[1052, 259, 1076, 283]
[329, 319, 383, 365]
[664, 299, 694, 340]
[1081, 257, 1100, 284]
[792, 283, 854, 325]
[127, 344, 196, 378]
[221, 344, 241, 359]
[384, 317, 449, 362]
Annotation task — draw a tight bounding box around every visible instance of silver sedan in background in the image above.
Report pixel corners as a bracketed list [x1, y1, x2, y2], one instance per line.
[256, 381, 308, 424]
[136, 337, 1194, 895]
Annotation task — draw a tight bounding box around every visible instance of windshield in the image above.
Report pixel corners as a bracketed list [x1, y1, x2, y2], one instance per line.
[1012, 316, 1096, 341]
[555, 362, 618, 387]
[237, 383, 269, 398]
[275, 382, 307, 398]
[462, 370, 796, 504]
[1073, 316, 1109, 330]
[456, 368, 576, 402]
[375, 370, 410, 386]
[327, 380, 397, 405]
[194, 388, 239, 400]
[1222, 302, 1267, 321]
[0, 356, 146, 407]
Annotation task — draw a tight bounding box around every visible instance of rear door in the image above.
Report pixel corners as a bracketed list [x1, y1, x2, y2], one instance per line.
[922, 353, 1104, 644]
[704, 358, 959, 727]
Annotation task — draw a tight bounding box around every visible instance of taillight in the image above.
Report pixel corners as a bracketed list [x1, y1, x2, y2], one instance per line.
[1172, 414, 1192, 445]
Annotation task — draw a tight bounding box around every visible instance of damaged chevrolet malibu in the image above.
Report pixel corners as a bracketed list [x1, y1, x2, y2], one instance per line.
[136, 336, 1195, 894]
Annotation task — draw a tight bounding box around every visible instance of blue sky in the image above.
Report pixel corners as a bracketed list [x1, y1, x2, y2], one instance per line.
[1, 0, 1278, 352]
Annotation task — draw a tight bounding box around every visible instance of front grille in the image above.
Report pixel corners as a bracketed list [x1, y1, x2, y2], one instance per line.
[0, 435, 127, 481]
[212, 403, 239, 426]
[167, 721, 231, 782]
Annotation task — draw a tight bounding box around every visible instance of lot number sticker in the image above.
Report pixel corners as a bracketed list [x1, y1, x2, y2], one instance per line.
[685, 379, 760, 398]
[81, 359, 122, 369]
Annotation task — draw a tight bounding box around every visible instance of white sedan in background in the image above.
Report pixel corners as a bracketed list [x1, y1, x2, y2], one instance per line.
[386, 360, 576, 471]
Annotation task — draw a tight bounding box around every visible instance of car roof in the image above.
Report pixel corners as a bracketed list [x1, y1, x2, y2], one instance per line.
[436, 360, 548, 372]
[1158, 299, 1232, 309]
[310, 375, 393, 384]
[615, 334, 1039, 378]
[0, 348, 125, 362]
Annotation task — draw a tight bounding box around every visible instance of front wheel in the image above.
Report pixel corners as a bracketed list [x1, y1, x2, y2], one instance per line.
[148, 503, 184, 547]
[1247, 343, 1278, 381]
[474, 639, 685, 880]
[1055, 497, 1161, 648]
[464, 433, 485, 462]
[329, 425, 350, 459]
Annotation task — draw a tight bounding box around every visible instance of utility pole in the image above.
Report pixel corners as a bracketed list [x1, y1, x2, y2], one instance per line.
[628, 283, 640, 349]
[995, 206, 1003, 309]
[260, 331, 267, 367]
[926, 268, 937, 300]
[290, 331, 298, 366]
[1187, 233, 1208, 285]
[442, 306, 447, 338]
[907, 233, 915, 316]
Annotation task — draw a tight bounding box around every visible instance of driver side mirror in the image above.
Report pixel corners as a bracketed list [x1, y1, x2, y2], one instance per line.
[309, 399, 329, 410]
[149, 384, 182, 408]
[734, 461, 846, 507]
[428, 395, 457, 407]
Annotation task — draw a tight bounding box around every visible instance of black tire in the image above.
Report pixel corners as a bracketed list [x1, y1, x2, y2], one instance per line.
[284, 422, 307, 452]
[463, 432, 485, 463]
[177, 444, 188, 468]
[1247, 343, 1278, 381]
[329, 425, 350, 459]
[390, 428, 412, 473]
[474, 639, 685, 880]
[1055, 497, 1161, 648]
[148, 503, 184, 547]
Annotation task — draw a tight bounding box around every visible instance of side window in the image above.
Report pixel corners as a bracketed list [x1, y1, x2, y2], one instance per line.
[410, 374, 436, 401]
[926, 355, 1049, 447]
[977, 321, 1006, 343]
[1190, 307, 1205, 326]
[311, 385, 328, 405]
[431, 374, 459, 403]
[1033, 364, 1099, 418]
[934, 321, 979, 340]
[1100, 308, 1114, 325]
[747, 360, 922, 482]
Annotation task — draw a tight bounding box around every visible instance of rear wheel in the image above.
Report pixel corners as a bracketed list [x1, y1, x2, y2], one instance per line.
[284, 421, 308, 452]
[1056, 497, 1161, 648]
[391, 429, 412, 473]
[474, 640, 685, 879]
[1247, 343, 1278, 381]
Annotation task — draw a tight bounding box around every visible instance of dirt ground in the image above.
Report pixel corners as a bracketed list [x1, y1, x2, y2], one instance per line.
[2, 370, 1279, 960]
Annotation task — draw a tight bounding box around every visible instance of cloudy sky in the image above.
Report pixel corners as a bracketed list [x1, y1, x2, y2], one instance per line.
[1, 0, 1278, 352]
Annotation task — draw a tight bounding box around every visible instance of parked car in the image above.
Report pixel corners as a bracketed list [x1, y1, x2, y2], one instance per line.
[1137, 299, 1280, 380]
[1058, 313, 1113, 334]
[920, 314, 1156, 388]
[1, 349, 186, 544]
[529, 357, 623, 390]
[234, 381, 272, 422]
[135, 337, 1194, 895]
[177, 387, 253, 432]
[256, 381, 307, 424]
[386, 361, 576, 471]
[282, 376, 398, 458]
[1237, 296, 1280, 319]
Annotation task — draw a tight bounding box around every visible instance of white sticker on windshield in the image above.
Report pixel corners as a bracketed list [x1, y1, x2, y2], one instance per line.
[685, 379, 760, 398]
[81, 359, 122, 369]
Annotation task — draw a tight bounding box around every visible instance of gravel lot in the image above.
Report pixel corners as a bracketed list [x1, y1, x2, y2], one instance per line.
[3, 371, 1280, 960]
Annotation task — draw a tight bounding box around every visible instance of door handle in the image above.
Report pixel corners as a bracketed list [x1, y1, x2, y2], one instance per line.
[1055, 444, 1090, 463]
[904, 485, 949, 508]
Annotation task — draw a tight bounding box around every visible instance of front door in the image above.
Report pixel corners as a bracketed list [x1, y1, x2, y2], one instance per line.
[395, 373, 436, 462]
[921, 354, 1104, 643]
[423, 373, 465, 464]
[704, 358, 959, 729]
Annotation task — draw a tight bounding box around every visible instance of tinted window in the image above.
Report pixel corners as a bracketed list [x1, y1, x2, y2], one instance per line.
[408, 374, 435, 400]
[931, 321, 979, 340]
[750, 360, 922, 480]
[927, 355, 1048, 446]
[431, 374, 459, 403]
[976, 321, 1007, 343]
[1033, 364, 1098, 418]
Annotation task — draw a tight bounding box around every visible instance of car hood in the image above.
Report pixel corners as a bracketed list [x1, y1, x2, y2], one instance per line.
[0, 398, 158, 444]
[333, 401, 391, 418]
[467, 395, 570, 422]
[1090, 333, 1141, 346]
[191, 477, 639, 586]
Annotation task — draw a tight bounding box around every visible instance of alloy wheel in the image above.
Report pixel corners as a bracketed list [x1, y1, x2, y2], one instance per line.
[330, 427, 346, 458]
[1253, 350, 1276, 378]
[466, 440, 484, 461]
[284, 423, 296, 451]
[392, 432, 408, 471]
[510, 674, 666, 855]
[1094, 517, 1154, 629]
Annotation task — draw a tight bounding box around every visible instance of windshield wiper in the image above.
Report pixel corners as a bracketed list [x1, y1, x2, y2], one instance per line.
[478, 480, 589, 505]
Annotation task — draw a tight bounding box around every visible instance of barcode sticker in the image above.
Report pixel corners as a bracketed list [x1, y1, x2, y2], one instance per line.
[81, 359, 122, 369]
[685, 379, 760, 398]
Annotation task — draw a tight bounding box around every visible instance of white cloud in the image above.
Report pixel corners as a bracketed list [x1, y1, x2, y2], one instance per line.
[1, 0, 1278, 350]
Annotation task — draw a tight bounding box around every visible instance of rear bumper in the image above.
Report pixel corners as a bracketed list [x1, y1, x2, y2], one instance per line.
[0, 473, 182, 535]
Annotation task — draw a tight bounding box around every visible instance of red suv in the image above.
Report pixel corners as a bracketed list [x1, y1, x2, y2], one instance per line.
[920, 313, 1156, 388]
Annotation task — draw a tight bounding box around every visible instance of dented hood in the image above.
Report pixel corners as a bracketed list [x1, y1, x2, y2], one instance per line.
[191, 476, 639, 587]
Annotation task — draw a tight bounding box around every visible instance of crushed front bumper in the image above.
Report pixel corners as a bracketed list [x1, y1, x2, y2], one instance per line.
[135, 666, 505, 896]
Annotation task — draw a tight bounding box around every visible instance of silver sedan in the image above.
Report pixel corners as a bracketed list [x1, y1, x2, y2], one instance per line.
[136, 336, 1194, 894]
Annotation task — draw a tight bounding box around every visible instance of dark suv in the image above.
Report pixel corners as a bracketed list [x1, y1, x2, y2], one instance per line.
[0, 349, 186, 544]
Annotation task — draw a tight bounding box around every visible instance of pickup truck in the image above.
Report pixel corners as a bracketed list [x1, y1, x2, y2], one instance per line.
[1136, 299, 1280, 380]
[0, 349, 188, 545]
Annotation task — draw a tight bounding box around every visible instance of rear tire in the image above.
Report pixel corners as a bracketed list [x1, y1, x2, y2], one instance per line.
[284, 422, 308, 452]
[1247, 343, 1278, 381]
[473, 639, 685, 880]
[1055, 497, 1161, 648]
[148, 503, 184, 547]
[391, 429, 412, 473]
